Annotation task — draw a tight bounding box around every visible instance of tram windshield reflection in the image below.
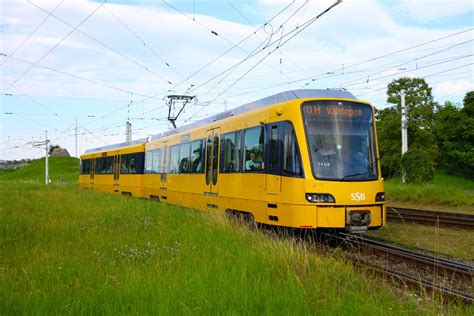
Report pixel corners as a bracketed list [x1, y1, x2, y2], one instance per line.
[302, 101, 378, 181]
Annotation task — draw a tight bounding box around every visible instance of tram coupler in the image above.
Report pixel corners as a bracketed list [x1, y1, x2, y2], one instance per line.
[346, 225, 368, 233]
[345, 210, 371, 233]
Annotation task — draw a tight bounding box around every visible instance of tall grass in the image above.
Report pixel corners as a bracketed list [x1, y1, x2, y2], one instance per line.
[0, 183, 459, 314]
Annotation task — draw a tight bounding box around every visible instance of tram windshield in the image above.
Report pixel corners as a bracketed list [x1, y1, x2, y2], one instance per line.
[302, 101, 378, 181]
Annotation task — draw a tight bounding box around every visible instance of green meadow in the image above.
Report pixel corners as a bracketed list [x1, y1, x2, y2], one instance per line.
[1, 183, 463, 314]
[0, 157, 79, 183]
[1, 159, 472, 313]
[384, 172, 474, 213]
[377, 173, 474, 259]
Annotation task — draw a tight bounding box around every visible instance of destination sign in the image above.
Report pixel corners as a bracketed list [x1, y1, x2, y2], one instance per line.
[181, 134, 191, 143]
[302, 101, 372, 121]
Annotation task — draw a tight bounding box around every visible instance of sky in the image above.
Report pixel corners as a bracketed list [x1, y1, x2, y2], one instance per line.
[1, 0, 473, 160]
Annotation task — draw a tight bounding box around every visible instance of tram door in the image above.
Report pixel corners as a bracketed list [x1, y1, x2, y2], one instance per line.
[90, 158, 96, 186]
[205, 128, 220, 196]
[266, 123, 282, 195]
[160, 142, 168, 191]
[113, 154, 121, 189]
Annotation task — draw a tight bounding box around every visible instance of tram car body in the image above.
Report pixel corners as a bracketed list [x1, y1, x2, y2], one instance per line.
[80, 89, 385, 232]
[79, 141, 145, 197]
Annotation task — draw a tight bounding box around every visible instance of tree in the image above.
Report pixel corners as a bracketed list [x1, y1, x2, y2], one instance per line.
[461, 92, 474, 178]
[434, 92, 474, 178]
[387, 77, 435, 129]
[375, 107, 400, 177]
[387, 77, 438, 157]
[400, 148, 434, 184]
[377, 77, 438, 177]
[48, 144, 60, 155]
[463, 91, 474, 116]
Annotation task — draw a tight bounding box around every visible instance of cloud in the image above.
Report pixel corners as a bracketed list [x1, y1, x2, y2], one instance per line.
[393, 0, 473, 22]
[434, 79, 474, 96]
[1, 0, 473, 160]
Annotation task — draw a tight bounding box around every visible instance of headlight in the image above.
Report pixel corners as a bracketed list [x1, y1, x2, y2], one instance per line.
[306, 193, 335, 203]
[375, 192, 385, 202]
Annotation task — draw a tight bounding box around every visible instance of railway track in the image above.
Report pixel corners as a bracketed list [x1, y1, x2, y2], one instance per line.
[386, 206, 474, 230]
[337, 232, 474, 304]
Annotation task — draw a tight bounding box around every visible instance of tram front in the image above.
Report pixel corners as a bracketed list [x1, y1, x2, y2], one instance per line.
[301, 99, 386, 232]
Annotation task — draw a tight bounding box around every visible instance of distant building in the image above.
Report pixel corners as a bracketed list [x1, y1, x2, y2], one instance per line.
[50, 148, 71, 157]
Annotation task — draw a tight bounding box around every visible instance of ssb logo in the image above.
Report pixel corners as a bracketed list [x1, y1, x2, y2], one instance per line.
[351, 192, 366, 201]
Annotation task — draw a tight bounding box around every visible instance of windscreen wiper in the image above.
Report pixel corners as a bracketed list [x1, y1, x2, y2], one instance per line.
[341, 172, 367, 180]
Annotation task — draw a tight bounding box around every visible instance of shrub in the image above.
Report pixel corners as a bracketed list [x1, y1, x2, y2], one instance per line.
[400, 148, 434, 184]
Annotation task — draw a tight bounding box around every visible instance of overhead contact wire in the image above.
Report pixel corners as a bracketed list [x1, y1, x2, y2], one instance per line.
[27, 0, 174, 86]
[1, 0, 65, 66]
[3, 0, 108, 94]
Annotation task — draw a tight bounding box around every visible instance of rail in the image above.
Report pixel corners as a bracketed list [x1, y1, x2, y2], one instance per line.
[387, 206, 474, 230]
[337, 232, 474, 304]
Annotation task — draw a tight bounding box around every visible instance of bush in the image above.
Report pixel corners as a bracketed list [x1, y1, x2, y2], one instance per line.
[400, 148, 434, 184]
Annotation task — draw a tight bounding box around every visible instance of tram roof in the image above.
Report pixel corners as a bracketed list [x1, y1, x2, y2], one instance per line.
[84, 89, 355, 154]
[83, 138, 147, 154]
[151, 89, 356, 140]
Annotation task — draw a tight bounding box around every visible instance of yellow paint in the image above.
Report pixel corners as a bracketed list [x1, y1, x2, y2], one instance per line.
[80, 96, 386, 230]
[79, 143, 144, 197]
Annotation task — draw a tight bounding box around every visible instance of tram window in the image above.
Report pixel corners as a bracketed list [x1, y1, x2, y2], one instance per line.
[205, 136, 212, 185]
[97, 157, 104, 174]
[169, 145, 180, 174]
[179, 143, 191, 173]
[96, 157, 112, 174]
[234, 132, 241, 172]
[104, 157, 113, 174]
[283, 123, 303, 177]
[163, 146, 169, 174]
[136, 152, 145, 174]
[95, 158, 104, 174]
[121, 155, 129, 174]
[269, 125, 278, 171]
[80, 159, 91, 174]
[191, 140, 204, 173]
[85, 159, 91, 173]
[121, 152, 144, 174]
[152, 148, 162, 173]
[103, 157, 109, 174]
[222, 132, 241, 172]
[244, 126, 265, 171]
[145, 150, 153, 174]
[80, 160, 84, 174]
[212, 134, 219, 185]
[129, 155, 137, 174]
[121, 154, 135, 174]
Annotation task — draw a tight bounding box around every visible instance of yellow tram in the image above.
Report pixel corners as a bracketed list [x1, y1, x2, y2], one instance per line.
[80, 90, 386, 232]
[79, 141, 145, 197]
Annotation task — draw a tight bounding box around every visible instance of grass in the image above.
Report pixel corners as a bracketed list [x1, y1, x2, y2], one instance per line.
[367, 222, 474, 260]
[385, 172, 474, 214]
[0, 157, 79, 183]
[1, 183, 464, 314]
